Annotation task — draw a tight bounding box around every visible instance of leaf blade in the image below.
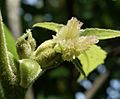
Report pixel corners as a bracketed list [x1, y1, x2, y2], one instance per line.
[4, 25, 18, 58]
[78, 45, 107, 79]
[80, 28, 120, 40]
[33, 22, 64, 32]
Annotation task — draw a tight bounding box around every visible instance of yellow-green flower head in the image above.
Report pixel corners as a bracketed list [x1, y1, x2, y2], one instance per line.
[53, 17, 98, 61]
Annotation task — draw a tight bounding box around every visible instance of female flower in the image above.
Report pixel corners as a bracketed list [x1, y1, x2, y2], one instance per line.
[53, 17, 98, 61]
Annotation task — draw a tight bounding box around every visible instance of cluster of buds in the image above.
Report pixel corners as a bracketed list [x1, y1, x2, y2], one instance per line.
[16, 17, 98, 88]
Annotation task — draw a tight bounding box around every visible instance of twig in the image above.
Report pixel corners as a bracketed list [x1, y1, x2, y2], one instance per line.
[85, 71, 109, 99]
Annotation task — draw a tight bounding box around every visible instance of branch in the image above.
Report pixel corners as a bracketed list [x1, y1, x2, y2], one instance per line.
[85, 71, 109, 99]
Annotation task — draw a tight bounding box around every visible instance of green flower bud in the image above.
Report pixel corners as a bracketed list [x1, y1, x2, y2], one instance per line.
[16, 29, 36, 59]
[33, 40, 62, 69]
[19, 59, 42, 88]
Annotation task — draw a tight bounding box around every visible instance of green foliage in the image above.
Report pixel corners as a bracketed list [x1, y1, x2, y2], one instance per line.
[78, 45, 106, 79]
[80, 28, 120, 40]
[4, 25, 18, 58]
[1, 10, 120, 98]
[33, 22, 120, 40]
[2, 0, 119, 98]
[33, 22, 64, 32]
[32, 20, 120, 80]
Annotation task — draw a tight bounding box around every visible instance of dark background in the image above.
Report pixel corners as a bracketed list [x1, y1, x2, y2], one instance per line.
[0, 0, 120, 99]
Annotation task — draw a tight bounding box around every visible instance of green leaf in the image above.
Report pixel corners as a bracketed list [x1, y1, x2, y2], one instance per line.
[33, 22, 64, 32]
[78, 45, 107, 79]
[4, 25, 18, 59]
[80, 28, 120, 40]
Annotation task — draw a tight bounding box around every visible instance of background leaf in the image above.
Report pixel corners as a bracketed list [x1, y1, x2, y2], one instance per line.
[80, 28, 120, 40]
[33, 22, 64, 32]
[3, 25, 18, 58]
[78, 45, 107, 79]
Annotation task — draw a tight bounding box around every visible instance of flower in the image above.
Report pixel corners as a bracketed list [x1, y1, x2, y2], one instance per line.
[53, 17, 98, 61]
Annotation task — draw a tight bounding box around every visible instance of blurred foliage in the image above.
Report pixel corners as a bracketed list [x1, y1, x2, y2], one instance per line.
[3, 25, 18, 58]
[0, 0, 120, 99]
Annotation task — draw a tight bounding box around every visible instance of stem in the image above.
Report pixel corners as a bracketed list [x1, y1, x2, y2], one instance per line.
[0, 13, 16, 85]
[85, 71, 109, 99]
[72, 58, 86, 78]
[0, 14, 27, 99]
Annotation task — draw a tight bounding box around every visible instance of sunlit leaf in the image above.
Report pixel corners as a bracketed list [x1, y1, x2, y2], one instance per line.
[33, 22, 64, 32]
[80, 28, 120, 40]
[78, 45, 107, 79]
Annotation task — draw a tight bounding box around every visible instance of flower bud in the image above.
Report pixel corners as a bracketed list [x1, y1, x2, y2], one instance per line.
[16, 29, 36, 59]
[33, 40, 62, 69]
[19, 59, 42, 88]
